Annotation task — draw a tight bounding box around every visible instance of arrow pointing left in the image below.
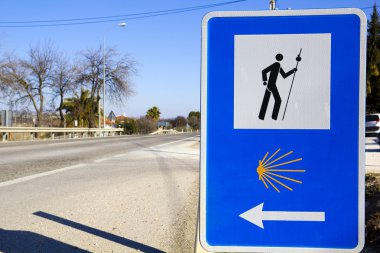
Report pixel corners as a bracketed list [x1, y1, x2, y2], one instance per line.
[239, 203, 325, 229]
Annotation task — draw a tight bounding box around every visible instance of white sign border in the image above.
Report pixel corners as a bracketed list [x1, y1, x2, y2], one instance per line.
[200, 8, 366, 253]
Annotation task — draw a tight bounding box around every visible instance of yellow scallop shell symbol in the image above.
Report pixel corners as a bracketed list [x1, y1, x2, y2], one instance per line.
[257, 148, 305, 192]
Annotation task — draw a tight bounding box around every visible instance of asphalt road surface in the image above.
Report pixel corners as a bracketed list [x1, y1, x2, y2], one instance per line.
[0, 133, 199, 252]
[0, 133, 197, 183]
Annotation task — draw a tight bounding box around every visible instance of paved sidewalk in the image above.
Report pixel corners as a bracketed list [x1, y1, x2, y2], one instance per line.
[366, 137, 380, 173]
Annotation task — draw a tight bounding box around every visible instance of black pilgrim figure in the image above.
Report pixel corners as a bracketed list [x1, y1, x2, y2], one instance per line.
[258, 53, 298, 120]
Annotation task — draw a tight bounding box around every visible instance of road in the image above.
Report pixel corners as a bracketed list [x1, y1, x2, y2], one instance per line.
[0, 133, 199, 252]
[366, 136, 380, 173]
[0, 133, 196, 183]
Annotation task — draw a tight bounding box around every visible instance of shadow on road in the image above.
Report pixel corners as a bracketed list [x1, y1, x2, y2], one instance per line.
[33, 211, 165, 253]
[0, 228, 89, 253]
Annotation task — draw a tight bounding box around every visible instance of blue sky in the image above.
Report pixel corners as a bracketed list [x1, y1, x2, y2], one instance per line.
[0, 0, 376, 118]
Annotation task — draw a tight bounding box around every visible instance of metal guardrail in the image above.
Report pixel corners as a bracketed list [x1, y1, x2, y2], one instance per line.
[0, 127, 123, 133]
[0, 127, 123, 142]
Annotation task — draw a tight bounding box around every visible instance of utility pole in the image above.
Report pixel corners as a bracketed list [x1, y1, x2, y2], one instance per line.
[269, 0, 276, 10]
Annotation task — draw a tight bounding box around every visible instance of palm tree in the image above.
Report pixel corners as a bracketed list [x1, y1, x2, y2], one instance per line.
[62, 88, 100, 127]
[146, 106, 161, 121]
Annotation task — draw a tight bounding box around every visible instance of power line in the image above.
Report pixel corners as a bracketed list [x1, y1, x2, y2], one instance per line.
[0, 0, 246, 24]
[0, 0, 247, 28]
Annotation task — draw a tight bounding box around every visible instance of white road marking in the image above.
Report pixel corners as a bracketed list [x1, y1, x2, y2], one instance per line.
[0, 164, 86, 188]
[48, 141, 81, 146]
[113, 154, 126, 158]
[147, 136, 198, 149]
[94, 158, 110, 163]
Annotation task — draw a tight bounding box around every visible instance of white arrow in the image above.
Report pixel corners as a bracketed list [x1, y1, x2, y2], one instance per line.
[239, 203, 325, 229]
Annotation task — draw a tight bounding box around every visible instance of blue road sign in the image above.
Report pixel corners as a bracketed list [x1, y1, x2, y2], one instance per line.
[200, 9, 366, 252]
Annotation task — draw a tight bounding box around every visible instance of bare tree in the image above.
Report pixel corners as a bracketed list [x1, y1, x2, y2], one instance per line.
[51, 56, 75, 127]
[75, 45, 135, 127]
[137, 117, 156, 134]
[0, 43, 56, 127]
